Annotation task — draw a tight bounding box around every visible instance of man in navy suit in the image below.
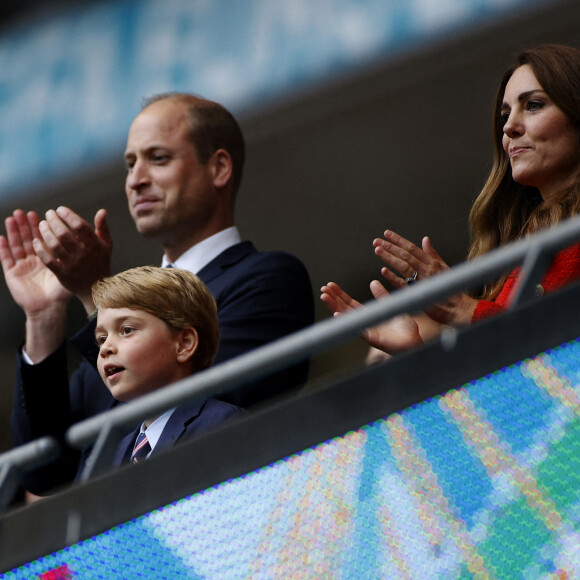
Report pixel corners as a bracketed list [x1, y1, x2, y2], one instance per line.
[2, 93, 313, 494]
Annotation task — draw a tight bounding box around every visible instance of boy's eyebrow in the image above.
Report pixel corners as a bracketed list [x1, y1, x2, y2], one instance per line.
[94, 314, 139, 337]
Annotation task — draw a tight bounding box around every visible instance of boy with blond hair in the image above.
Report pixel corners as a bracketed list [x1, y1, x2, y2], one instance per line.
[88, 265, 244, 467]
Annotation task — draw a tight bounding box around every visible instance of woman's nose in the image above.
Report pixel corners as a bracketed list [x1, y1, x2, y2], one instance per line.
[503, 110, 523, 138]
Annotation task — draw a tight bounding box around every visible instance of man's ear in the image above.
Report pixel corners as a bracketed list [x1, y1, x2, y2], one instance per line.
[176, 327, 199, 364]
[210, 149, 233, 189]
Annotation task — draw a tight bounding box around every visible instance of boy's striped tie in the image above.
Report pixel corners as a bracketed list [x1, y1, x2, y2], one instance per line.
[131, 432, 151, 463]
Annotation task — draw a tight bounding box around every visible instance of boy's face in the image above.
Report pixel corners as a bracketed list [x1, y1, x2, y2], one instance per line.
[95, 307, 190, 402]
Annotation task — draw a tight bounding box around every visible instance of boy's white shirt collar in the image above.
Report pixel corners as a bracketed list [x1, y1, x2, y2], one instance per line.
[161, 226, 241, 273]
[139, 407, 176, 456]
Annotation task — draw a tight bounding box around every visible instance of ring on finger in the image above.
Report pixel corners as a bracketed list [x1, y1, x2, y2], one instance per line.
[405, 271, 418, 285]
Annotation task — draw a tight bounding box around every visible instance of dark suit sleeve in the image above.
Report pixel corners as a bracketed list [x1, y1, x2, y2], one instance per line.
[12, 345, 79, 494]
[211, 251, 314, 407]
[12, 344, 72, 446]
[11, 326, 114, 495]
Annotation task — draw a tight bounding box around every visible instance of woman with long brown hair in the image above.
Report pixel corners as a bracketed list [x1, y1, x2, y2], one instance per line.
[321, 44, 580, 353]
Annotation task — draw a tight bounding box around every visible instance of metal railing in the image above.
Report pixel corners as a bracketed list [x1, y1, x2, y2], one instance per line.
[0, 437, 59, 510]
[3, 213, 580, 499]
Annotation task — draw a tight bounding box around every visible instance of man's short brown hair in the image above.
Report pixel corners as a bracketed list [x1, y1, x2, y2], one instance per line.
[142, 92, 246, 196]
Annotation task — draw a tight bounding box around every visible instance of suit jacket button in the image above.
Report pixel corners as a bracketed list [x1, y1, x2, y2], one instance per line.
[536, 284, 545, 296]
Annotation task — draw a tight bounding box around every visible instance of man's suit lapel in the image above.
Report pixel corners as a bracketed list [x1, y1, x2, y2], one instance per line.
[196, 241, 255, 285]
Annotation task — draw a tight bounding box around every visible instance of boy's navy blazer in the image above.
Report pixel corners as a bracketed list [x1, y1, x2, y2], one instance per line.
[86, 399, 246, 471]
[13, 241, 313, 494]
